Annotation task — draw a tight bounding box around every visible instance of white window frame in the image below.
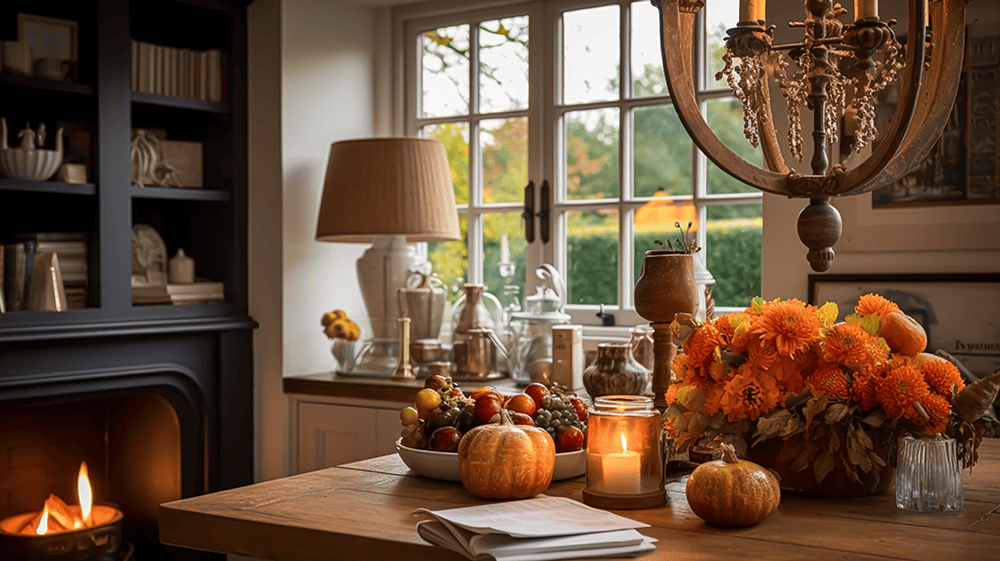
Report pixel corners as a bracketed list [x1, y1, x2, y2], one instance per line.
[394, 0, 762, 328]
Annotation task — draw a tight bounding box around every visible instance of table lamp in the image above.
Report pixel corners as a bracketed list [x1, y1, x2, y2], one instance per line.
[316, 138, 460, 377]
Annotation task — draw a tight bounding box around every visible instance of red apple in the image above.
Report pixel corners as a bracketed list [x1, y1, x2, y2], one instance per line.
[524, 383, 550, 408]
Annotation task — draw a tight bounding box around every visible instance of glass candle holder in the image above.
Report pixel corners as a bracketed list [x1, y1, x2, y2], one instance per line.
[895, 436, 964, 512]
[583, 395, 665, 509]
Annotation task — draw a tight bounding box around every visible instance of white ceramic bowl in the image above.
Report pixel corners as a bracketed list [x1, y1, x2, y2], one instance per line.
[395, 438, 586, 482]
[1, 148, 62, 181]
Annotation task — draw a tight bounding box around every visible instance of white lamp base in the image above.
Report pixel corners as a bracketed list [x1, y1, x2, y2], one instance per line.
[344, 234, 420, 377]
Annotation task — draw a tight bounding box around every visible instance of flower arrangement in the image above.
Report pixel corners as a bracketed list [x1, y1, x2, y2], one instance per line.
[321, 309, 360, 341]
[663, 294, 993, 495]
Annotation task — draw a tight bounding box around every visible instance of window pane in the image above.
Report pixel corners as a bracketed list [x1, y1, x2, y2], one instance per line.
[565, 108, 619, 201]
[482, 212, 527, 313]
[422, 25, 470, 118]
[705, 0, 739, 89]
[566, 209, 618, 305]
[706, 97, 762, 194]
[481, 117, 527, 204]
[562, 5, 620, 104]
[422, 122, 469, 205]
[633, 104, 692, 197]
[706, 204, 761, 308]
[428, 213, 469, 309]
[479, 16, 529, 113]
[630, 1, 666, 98]
[633, 202, 697, 283]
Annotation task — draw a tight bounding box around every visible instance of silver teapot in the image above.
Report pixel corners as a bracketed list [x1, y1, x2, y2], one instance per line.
[507, 265, 570, 385]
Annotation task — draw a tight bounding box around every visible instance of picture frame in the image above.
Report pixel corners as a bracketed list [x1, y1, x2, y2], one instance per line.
[808, 273, 1000, 379]
[17, 13, 78, 78]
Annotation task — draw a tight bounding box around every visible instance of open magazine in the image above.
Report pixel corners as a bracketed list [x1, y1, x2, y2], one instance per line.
[414, 497, 656, 561]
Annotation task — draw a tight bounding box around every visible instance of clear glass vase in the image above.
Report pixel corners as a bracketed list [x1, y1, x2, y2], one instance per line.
[895, 436, 963, 512]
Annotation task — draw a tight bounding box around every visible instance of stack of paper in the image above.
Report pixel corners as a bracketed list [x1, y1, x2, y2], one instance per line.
[415, 497, 656, 561]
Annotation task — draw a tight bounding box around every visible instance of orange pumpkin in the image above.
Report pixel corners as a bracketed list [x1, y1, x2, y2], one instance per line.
[879, 312, 927, 356]
[685, 443, 780, 527]
[458, 409, 554, 499]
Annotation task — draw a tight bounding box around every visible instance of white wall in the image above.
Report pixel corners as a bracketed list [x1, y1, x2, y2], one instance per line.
[281, 0, 377, 377]
[762, 0, 1000, 301]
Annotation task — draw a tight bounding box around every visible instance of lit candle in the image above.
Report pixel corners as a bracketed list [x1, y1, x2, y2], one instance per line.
[740, 0, 766, 22]
[601, 434, 641, 494]
[500, 233, 510, 263]
[855, 0, 878, 19]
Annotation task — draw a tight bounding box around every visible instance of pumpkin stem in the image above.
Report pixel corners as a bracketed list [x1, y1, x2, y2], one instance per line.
[719, 443, 739, 464]
[498, 407, 513, 426]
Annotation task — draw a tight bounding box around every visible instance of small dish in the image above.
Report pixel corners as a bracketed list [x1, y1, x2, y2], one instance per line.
[395, 438, 586, 482]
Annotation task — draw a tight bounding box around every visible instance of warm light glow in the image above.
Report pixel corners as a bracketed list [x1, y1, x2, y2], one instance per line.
[620, 434, 628, 453]
[36, 505, 48, 535]
[78, 462, 93, 525]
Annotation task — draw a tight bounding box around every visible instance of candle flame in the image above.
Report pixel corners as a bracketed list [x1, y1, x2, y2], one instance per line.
[621, 434, 628, 453]
[78, 462, 92, 525]
[36, 505, 49, 535]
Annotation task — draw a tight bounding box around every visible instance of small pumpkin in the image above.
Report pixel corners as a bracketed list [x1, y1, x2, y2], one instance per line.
[879, 311, 927, 356]
[685, 443, 780, 528]
[458, 408, 555, 499]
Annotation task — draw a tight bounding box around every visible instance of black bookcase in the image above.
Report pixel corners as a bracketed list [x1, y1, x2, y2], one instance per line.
[1, 1, 254, 559]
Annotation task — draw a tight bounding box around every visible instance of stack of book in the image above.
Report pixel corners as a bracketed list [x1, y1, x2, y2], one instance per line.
[131, 40, 225, 103]
[3, 232, 88, 311]
[132, 281, 224, 306]
[415, 497, 656, 560]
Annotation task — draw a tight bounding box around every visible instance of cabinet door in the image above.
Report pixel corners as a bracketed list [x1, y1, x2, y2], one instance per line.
[297, 402, 378, 473]
[375, 408, 402, 457]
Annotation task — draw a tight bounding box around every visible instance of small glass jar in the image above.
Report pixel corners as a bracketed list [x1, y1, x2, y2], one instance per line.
[583, 395, 665, 509]
[895, 436, 963, 512]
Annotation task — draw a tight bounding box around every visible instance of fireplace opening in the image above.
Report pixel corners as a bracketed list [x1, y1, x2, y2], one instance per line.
[1, 393, 188, 560]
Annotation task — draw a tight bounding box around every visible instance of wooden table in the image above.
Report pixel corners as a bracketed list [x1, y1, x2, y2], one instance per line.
[160, 439, 1000, 560]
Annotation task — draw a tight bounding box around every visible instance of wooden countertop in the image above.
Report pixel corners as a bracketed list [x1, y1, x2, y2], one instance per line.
[284, 372, 553, 405]
[160, 439, 1000, 560]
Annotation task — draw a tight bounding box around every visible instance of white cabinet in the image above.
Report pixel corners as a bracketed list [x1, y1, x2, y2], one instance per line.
[291, 398, 402, 474]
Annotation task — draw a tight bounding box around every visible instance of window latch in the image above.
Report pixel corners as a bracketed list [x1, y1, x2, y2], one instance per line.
[538, 180, 550, 244]
[522, 180, 535, 243]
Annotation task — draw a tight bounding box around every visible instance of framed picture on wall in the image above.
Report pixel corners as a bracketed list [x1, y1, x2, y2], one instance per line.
[808, 274, 1000, 379]
[870, 27, 1000, 208]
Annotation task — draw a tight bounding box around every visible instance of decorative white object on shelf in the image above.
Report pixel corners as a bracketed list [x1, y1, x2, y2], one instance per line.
[130, 128, 181, 188]
[56, 163, 87, 184]
[168, 248, 195, 284]
[130, 224, 168, 287]
[0, 117, 64, 181]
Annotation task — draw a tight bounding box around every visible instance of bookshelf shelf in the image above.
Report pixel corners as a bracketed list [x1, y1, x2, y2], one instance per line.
[131, 92, 229, 114]
[0, 179, 96, 196]
[0, 74, 95, 96]
[130, 185, 230, 201]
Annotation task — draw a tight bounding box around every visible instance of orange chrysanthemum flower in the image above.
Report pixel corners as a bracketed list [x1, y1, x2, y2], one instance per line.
[876, 366, 930, 419]
[747, 338, 780, 371]
[683, 323, 722, 369]
[664, 382, 683, 405]
[755, 299, 822, 358]
[715, 312, 748, 344]
[718, 365, 782, 421]
[921, 360, 966, 397]
[820, 323, 877, 369]
[807, 362, 852, 400]
[769, 356, 807, 403]
[855, 293, 901, 317]
[852, 366, 883, 412]
[729, 317, 759, 354]
[703, 384, 726, 416]
[917, 393, 952, 435]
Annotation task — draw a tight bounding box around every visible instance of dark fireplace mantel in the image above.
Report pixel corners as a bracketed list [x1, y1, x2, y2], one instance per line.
[0, 315, 255, 560]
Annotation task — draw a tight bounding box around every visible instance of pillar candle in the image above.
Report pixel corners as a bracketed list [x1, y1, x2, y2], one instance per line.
[601, 435, 641, 494]
[855, 0, 879, 19]
[740, 0, 766, 22]
[501, 233, 510, 263]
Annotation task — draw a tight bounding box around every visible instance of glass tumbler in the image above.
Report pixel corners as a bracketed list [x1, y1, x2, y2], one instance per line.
[895, 436, 963, 512]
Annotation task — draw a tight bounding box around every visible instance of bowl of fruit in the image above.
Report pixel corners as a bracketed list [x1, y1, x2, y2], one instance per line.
[396, 376, 588, 482]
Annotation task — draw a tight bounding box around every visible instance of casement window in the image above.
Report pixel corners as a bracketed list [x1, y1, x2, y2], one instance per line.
[399, 0, 762, 326]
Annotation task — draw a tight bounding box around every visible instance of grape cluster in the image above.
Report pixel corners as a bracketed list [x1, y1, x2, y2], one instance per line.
[533, 395, 584, 437]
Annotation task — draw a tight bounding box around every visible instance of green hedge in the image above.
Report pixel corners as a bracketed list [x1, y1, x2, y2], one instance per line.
[565, 227, 762, 308]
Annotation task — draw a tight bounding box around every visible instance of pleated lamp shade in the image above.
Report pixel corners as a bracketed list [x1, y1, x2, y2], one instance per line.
[315, 138, 461, 243]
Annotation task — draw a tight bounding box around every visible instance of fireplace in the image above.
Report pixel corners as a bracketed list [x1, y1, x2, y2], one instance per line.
[0, 324, 255, 560]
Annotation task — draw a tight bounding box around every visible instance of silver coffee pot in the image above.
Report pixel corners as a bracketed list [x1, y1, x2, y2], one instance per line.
[507, 264, 570, 385]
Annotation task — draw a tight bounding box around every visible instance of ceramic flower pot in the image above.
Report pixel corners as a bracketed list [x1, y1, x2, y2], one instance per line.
[583, 343, 649, 398]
